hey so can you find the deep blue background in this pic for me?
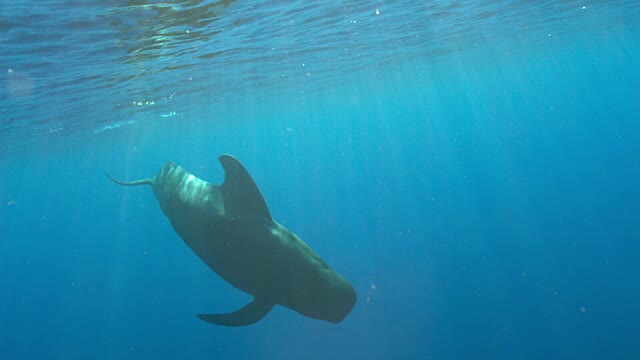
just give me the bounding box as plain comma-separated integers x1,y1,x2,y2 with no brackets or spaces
1,6,640,360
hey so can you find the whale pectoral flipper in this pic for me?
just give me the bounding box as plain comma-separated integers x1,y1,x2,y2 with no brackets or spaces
196,298,274,327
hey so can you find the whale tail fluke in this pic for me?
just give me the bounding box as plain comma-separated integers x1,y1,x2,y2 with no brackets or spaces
106,173,153,186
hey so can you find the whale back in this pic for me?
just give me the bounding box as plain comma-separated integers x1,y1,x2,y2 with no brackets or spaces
151,161,224,224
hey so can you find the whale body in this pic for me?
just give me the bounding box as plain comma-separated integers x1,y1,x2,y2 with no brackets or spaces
108,154,356,326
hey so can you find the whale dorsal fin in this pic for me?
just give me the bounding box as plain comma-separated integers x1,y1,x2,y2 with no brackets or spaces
218,154,272,221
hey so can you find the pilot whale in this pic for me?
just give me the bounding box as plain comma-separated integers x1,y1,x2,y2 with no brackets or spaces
108,154,356,326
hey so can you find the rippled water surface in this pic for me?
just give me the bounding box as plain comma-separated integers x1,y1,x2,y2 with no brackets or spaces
1,0,638,154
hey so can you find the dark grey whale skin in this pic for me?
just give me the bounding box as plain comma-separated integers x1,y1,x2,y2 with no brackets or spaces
108,154,356,326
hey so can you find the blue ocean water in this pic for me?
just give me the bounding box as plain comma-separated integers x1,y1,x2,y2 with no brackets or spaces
1,0,640,359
